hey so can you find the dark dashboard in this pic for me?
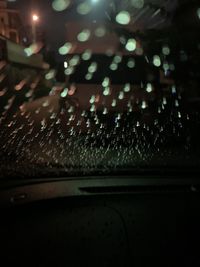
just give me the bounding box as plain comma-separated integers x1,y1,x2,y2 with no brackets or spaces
1,177,200,267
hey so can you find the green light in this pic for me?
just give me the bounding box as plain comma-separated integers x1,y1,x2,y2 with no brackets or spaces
103,107,108,115
77,2,92,15
141,100,147,109
127,58,135,68
102,77,110,87
123,83,131,92
112,99,117,107
24,47,33,57
85,73,93,80
162,45,170,55
125,39,136,52
69,55,80,66
146,83,153,93
90,104,96,112
82,49,92,60
90,95,96,104
153,55,161,67
131,0,144,9
197,8,200,19
64,67,74,75
103,87,110,96
77,29,91,42
61,88,68,97
110,63,118,71
113,55,122,63
116,11,131,25
58,43,72,55
118,91,124,100
88,62,97,73
52,0,70,12
95,27,106,37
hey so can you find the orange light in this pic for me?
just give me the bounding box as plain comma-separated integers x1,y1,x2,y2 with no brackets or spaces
32,14,39,22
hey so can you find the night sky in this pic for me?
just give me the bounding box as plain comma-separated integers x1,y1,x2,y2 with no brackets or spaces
7,0,179,59
8,0,110,55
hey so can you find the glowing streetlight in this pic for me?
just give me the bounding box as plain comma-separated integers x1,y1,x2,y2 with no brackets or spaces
31,14,39,43
32,14,39,22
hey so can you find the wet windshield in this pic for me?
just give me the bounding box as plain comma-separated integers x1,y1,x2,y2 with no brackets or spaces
0,0,200,178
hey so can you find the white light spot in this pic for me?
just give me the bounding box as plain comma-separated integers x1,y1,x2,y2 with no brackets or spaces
146,83,153,93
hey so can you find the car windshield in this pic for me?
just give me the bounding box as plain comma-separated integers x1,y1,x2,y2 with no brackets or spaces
0,0,200,178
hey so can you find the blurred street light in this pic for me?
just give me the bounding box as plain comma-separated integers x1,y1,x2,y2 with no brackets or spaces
32,14,39,43
32,14,39,22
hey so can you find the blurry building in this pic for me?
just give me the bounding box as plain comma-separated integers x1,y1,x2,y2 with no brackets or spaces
0,0,27,45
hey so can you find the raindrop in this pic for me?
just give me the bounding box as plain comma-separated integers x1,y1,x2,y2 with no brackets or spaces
103,87,111,96
95,27,106,37
131,0,144,9
85,73,93,80
103,107,108,115
127,58,135,68
112,99,117,107
146,83,153,93
125,39,136,52
162,97,167,105
163,62,170,72
45,70,56,80
82,49,92,60
102,77,110,87
77,2,92,15
175,100,179,107
65,67,74,75
123,83,131,92
172,85,176,94
90,95,96,104
141,100,147,109
88,62,98,73
118,91,124,100
90,104,96,112
116,11,131,25
162,45,170,56
58,43,72,55
197,8,200,20
119,36,126,45
52,0,70,12
61,88,68,97
153,55,161,67
110,63,118,71
77,29,91,42
69,55,80,66
113,55,122,63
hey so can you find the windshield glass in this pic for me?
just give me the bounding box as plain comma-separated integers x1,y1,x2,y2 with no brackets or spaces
0,0,200,178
